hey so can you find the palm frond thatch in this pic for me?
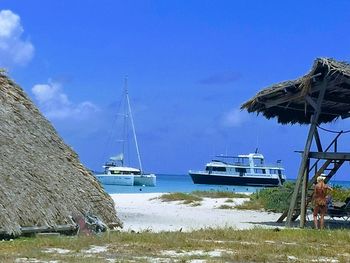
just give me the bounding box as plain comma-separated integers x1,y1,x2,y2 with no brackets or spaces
0,74,121,236
241,58,350,124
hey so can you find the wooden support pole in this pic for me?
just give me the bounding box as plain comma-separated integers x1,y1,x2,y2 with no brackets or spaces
286,78,328,226
277,211,288,223
335,137,338,152
305,95,318,110
300,159,310,228
314,128,323,152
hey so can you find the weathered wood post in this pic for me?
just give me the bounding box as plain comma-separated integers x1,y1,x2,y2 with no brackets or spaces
286,78,328,226
300,159,310,227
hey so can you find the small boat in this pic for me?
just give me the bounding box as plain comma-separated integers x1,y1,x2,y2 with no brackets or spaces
189,153,286,187
94,79,156,186
95,156,135,186
95,156,156,186
94,167,135,186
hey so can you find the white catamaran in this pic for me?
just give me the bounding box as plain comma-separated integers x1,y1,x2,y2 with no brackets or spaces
94,79,156,186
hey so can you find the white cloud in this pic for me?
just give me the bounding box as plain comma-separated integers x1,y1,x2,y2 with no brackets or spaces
32,81,99,120
221,108,247,127
0,10,34,67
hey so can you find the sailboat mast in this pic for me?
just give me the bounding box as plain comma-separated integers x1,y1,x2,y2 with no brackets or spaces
125,78,143,173
121,88,128,167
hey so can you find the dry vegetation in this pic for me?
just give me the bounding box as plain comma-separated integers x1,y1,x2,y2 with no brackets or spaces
157,191,249,206
1,228,350,262
157,192,203,204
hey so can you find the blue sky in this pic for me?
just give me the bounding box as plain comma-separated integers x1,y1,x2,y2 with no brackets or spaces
2,1,350,180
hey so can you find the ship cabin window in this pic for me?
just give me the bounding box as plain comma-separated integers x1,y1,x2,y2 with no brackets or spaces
235,157,249,165
254,168,266,174
122,171,141,175
110,170,121,174
212,166,226,172
235,168,246,176
206,166,213,174
253,158,264,166
206,166,226,172
270,169,277,174
278,170,282,175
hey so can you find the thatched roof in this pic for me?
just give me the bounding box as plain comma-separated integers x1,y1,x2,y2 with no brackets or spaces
241,58,350,124
0,73,122,236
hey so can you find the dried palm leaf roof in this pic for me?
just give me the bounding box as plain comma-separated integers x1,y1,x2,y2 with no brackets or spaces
0,72,122,236
241,58,350,124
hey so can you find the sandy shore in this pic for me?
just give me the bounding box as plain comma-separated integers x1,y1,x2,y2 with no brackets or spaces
111,193,284,232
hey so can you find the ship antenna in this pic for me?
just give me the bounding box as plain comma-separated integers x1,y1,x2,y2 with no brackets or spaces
255,131,259,153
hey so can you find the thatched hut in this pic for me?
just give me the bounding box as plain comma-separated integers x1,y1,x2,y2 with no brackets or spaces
0,72,122,236
241,57,350,227
241,58,350,124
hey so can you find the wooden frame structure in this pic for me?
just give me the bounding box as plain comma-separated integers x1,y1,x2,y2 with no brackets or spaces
241,58,350,227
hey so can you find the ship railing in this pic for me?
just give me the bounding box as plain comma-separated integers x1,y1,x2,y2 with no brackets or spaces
189,170,226,174
252,163,284,168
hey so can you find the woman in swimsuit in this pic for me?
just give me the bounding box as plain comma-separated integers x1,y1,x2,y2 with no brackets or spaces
313,175,332,229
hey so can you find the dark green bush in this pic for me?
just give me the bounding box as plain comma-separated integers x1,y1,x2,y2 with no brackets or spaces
251,182,295,212
248,182,350,212
330,185,350,202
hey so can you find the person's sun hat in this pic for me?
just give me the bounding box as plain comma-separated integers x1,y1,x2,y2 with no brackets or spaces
317,174,326,182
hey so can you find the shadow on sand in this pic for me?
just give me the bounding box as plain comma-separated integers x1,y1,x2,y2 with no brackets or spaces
248,215,350,230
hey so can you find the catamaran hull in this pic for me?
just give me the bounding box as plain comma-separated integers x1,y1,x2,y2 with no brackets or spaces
94,174,134,186
189,172,284,187
134,174,156,187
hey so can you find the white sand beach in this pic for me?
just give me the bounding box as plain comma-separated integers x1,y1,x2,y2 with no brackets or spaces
111,193,284,232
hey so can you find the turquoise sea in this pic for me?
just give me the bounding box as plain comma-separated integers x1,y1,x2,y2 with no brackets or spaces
102,174,350,194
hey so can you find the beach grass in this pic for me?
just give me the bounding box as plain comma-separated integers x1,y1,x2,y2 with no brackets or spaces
1,228,350,262
236,198,265,210
157,192,203,204
158,191,249,206
191,190,249,198
217,204,234,209
158,186,350,212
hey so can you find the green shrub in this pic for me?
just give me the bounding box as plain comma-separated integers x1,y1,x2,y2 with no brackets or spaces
257,182,295,212
330,185,350,202
242,182,295,212
238,182,350,212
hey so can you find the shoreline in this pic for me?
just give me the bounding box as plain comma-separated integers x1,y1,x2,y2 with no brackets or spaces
111,193,283,232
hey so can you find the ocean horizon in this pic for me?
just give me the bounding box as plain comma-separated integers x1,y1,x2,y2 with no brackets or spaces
102,173,350,194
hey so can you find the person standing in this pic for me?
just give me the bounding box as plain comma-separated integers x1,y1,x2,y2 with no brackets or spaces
313,175,332,229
